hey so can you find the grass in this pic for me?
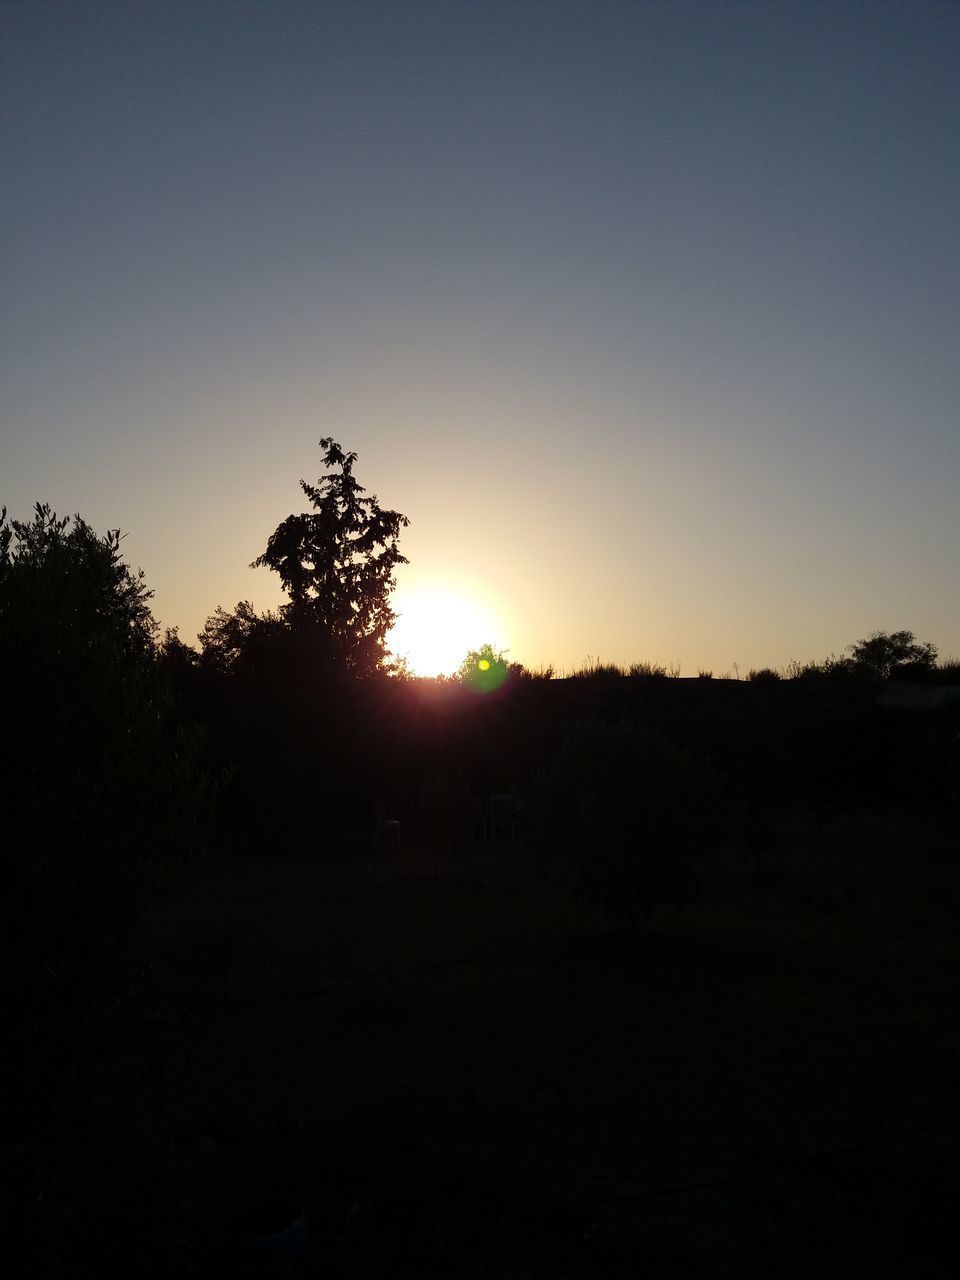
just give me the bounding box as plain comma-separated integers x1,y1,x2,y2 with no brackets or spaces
19,807,960,1277
568,657,626,678
566,659,684,679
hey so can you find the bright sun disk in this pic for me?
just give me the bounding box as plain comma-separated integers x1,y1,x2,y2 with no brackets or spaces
388,590,499,677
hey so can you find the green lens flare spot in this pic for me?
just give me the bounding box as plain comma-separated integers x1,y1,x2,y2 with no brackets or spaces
462,646,510,694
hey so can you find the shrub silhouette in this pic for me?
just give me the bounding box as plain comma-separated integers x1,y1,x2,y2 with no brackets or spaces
456,643,512,695
523,719,728,926
848,629,938,681
197,600,290,676
747,667,781,683
570,657,626,679
0,508,215,928
0,504,216,1088
628,660,668,679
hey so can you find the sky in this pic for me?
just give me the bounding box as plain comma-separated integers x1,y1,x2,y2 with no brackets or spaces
3,0,959,675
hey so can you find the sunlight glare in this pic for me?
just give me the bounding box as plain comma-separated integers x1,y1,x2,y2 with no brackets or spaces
388,590,499,676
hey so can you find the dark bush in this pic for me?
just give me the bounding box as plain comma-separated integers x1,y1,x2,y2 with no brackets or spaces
747,667,781,683
849,629,937,681
628,661,668,679
0,505,217,1015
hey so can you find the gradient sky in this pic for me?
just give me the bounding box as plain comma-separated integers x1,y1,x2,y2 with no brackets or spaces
3,0,959,674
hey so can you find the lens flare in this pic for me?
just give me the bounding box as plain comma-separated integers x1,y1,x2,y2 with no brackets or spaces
462,648,510,694
388,589,502,677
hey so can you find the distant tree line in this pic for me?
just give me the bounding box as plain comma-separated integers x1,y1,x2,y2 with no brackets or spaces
558,631,953,684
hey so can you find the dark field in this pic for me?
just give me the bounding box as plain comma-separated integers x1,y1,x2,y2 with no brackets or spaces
22,804,960,1277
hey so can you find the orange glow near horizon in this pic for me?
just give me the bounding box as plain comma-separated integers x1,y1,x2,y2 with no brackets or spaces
388,589,503,677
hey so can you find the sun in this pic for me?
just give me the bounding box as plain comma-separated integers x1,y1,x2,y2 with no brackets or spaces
388,589,500,677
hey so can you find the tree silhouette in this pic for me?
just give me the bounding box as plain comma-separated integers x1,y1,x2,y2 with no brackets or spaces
0,504,212,993
0,501,157,660
456,643,511,694
197,600,289,675
252,439,409,679
848,629,938,680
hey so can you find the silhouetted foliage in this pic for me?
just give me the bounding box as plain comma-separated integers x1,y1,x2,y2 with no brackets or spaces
0,504,216,1011
506,660,554,682
848,629,938,681
194,600,336,844
456,642,512,694
570,657,626,679
197,600,290,676
784,659,821,679
158,625,199,676
190,442,410,843
628,660,668,679
252,438,409,679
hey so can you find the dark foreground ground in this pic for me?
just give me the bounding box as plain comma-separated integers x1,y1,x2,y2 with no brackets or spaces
18,805,960,1277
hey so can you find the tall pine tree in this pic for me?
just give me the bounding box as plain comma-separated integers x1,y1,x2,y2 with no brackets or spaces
252,439,409,679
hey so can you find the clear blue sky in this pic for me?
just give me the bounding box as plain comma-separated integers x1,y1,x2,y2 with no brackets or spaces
3,0,958,674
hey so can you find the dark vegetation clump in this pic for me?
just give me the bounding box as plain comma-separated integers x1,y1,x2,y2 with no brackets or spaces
570,657,627,679
0,502,225,1224
0,506,219,1007
628,660,668,679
